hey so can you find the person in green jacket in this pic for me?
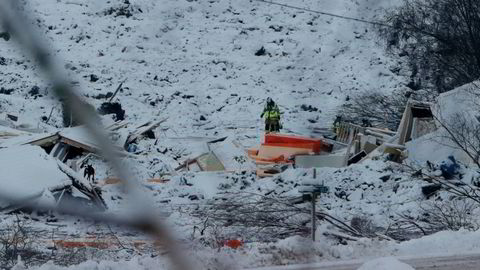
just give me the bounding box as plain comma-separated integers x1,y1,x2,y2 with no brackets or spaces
333,115,342,134
261,98,281,132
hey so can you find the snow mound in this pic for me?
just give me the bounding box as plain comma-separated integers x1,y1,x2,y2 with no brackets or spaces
357,257,414,270
396,229,480,257
0,145,69,207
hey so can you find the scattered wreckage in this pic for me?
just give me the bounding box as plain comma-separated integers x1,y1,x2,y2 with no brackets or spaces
0,114,256,211
0,124,114,211
0,145,105,212
246,100,437,177
0,98,440,203
0,118,169,212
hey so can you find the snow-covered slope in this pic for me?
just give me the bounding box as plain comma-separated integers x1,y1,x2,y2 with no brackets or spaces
0,0,405,135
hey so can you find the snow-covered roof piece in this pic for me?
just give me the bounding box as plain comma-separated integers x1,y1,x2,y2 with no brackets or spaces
0,124,128,166
59,126,103,152
210,137,256,171
406,81,480,164
0,130,56,148
435,81,480,123
0,145,70,209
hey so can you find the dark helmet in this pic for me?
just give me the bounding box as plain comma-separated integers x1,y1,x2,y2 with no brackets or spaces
266,97,274,106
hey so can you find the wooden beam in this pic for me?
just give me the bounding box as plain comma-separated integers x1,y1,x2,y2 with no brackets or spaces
60,137,97,153
27,134,60,147
108,78,127,102
126,118,167,144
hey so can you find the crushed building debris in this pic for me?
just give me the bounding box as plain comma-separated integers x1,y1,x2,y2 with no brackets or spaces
246,99,436,174
0,145,105,211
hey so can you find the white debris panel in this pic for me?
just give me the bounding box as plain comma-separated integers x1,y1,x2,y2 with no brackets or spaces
0,145,70,208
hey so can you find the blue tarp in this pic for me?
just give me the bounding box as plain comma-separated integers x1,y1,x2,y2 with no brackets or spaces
439,155,460,179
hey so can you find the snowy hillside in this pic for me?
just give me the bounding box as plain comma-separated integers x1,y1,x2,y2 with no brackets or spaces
0,0,405,135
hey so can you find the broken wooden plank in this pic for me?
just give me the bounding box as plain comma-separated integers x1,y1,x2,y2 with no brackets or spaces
27,133,60,147
46,107,55,124
366,127,396,136
256,168,281,178
105,120,129,131
365,129,393,141
383,143,407,150
126,118,167,144
108,78,127,102
147,178,170,184
174,158,198,171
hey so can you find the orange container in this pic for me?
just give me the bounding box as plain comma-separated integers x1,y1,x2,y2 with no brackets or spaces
264,133,322,144
224,239,243,249
264,134,332,153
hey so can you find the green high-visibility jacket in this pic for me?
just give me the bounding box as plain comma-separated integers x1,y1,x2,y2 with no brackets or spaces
261,104,281,120
263,106,280,121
